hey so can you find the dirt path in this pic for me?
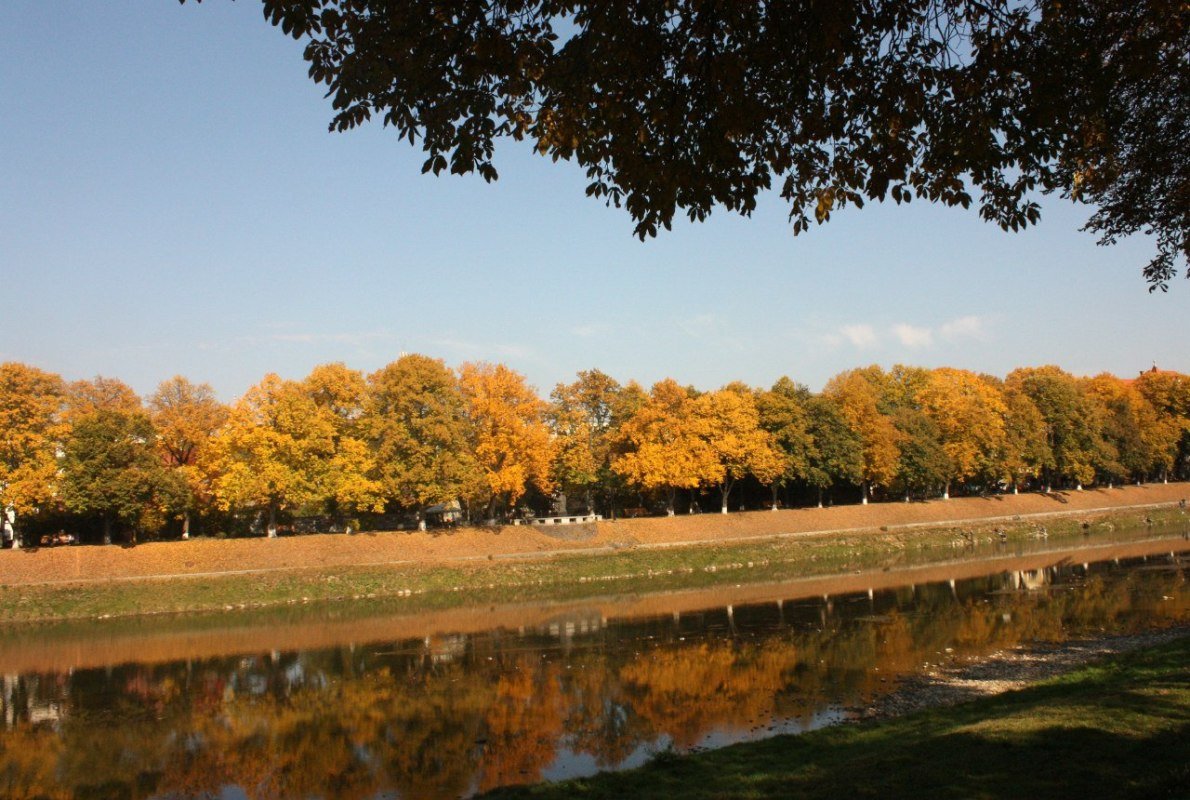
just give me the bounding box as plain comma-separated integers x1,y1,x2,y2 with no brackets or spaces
858,625,1190,721
1,483,1186,587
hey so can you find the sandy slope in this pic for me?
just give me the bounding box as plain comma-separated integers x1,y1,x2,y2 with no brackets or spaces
0,482,1186,587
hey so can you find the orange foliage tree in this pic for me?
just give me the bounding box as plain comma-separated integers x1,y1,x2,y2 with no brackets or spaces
458,362,554,519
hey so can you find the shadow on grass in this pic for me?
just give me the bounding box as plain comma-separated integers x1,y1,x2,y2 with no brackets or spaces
482,639,1190,800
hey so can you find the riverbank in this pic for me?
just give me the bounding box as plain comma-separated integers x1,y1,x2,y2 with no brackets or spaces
481,633,1190,799
0,484,1186,623
3,533,1184,672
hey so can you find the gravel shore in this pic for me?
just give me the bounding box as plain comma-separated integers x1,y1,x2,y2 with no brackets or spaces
858,624,1190,721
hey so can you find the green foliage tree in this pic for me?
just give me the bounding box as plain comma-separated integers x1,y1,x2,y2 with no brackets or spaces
803,395,864,508
1006,366,1104,490
365,354,481,528
59,409,187,544
203,0,1189,287
890,408,952,501
757,378,815,509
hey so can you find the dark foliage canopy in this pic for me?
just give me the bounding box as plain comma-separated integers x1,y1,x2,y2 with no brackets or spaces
192,0,1188,288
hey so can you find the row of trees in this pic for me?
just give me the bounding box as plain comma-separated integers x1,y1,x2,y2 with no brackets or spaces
1,359,1188,545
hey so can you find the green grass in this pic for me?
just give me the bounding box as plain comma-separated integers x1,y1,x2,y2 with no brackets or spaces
480,637,1190,800
0,507,1184,625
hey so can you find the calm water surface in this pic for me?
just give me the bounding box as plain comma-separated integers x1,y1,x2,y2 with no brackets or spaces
1,535,1186,799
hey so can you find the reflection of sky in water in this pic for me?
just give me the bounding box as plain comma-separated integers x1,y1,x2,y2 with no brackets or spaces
0,541,1186,800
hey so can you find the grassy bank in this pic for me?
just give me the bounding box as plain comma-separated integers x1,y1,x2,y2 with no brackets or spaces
0,505,1185,624
481,636,1190,800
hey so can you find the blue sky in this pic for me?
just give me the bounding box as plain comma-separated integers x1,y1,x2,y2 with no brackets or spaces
1,1,1185,401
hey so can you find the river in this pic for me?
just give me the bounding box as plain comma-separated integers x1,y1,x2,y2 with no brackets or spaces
1,530,1186,799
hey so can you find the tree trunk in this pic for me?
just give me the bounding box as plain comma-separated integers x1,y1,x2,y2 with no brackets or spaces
770,484,779,511
182,510,191,540
7,509,18,550
267,504,278,538
1013,484,1019,495
720,480,732,514
943,480,950,500
861,481,869,505
817,486,823,509
103,516,112,546
417,509,427,532
666,488,675,517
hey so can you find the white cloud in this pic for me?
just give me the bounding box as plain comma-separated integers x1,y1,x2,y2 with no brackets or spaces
267,330,394,346
939,315,990,342
570,323,610,338
892,323,934,348
839,324,878,348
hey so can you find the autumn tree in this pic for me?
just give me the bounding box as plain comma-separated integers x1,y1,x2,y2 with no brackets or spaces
0,363,66,549
549,369,626,515
1134,369,1190,481
211,374,337,536
999,388,1054,493
218,0,1189,287
613,380,715,516
824,368,900,503
756,378,816,510
365,354,480,529
60,376,170,544
60,408,187,544
148,376,228,539
1085,374,1177,484
458,362,553,519
802,395,864,508
697,384,784,514
890,408,952,501
1006,366,1104,490
64,376,141,421
302,363,383,519
917,368,1008,498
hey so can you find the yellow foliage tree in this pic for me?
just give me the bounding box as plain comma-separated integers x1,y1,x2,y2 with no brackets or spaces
697,384,785,513
548,369,627,515
0,363,67,549
302,363,383,518
613,379,719,515
149,376,228,539
1085,373,1179,484
917,368,1007,498
64,376,141,422
823,368,900,503
458,362,554,518
211,374,337,536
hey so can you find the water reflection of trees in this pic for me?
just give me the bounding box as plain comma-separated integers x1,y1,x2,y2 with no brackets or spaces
0,561,1184,799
